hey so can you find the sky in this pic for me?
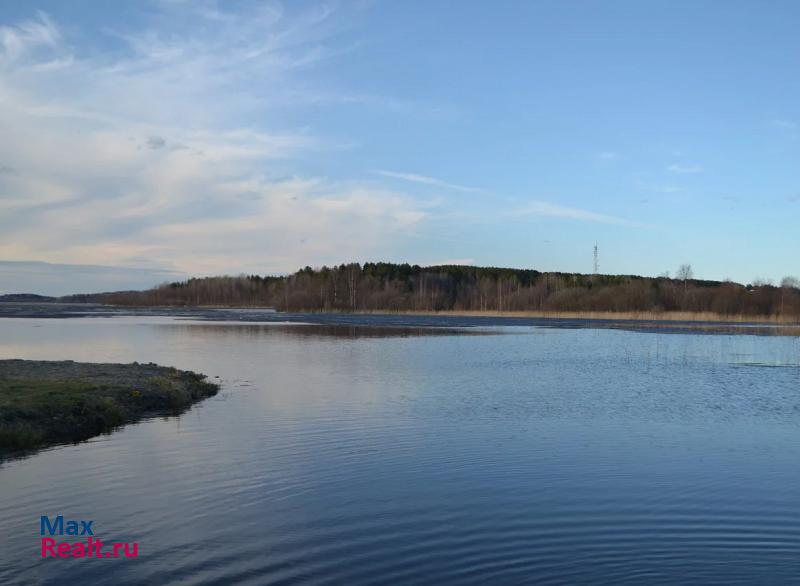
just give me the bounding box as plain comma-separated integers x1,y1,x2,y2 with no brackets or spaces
0,0,799,295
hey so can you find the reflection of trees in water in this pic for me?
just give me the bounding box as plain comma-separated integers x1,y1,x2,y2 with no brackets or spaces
166,321,800,340
165,323,496,340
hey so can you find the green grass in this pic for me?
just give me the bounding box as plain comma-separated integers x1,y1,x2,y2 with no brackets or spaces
0,370,218,454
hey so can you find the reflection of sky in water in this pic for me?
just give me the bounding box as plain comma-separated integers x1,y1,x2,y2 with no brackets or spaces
1,316,800,585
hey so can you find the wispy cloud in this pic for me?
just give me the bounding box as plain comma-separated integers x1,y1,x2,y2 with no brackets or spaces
592,151,622,162
667,164,703,174
514,200,645,227
145,135,167,150
0,10,61,64
374,170,483,193
768,119,799,140
0,5,433,277
636,180,684,194
769,119,797,130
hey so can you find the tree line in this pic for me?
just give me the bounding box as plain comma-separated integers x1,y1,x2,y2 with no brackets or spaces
102,262,800,318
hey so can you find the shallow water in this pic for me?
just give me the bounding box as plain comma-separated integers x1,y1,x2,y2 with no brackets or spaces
1,315,799,585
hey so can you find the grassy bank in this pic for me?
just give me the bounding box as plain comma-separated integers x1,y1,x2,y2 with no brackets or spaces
329,309,800,324
90,305,800,324
0,360,219,456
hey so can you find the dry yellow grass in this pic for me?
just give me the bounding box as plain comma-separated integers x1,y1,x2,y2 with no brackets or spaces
349,309,800,324
117,304,800,325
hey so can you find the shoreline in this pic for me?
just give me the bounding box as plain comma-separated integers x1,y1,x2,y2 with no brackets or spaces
99,306,800,325
343,309,800,324
0,360,219,459
2,301,800,326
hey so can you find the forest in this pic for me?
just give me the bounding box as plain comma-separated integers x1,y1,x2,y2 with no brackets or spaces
103,262,800,319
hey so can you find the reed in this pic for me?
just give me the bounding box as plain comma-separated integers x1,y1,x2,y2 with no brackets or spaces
349,309,800,324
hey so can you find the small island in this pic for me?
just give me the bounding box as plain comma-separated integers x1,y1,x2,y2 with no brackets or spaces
0,359,219,457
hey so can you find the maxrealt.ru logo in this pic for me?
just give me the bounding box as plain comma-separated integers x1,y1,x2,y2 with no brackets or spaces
40,515,139,558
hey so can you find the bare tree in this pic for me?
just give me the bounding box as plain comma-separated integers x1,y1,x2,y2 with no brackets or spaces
99,262,800,319
780,276,799,289
676,264,693,291
780,276,799,315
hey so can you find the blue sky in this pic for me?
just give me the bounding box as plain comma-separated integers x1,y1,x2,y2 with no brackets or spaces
0,0,798,294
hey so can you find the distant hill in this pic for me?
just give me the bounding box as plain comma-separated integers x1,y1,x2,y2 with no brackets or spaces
58,292,129,303
0,291,133,304
0,293,57,302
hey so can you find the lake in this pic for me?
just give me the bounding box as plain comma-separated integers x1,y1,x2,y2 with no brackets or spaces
1,311,799,585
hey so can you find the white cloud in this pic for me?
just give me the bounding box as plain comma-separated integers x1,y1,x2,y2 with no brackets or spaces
374,170,482,193
768,119,799,140
0,5,648,290
0,6,431,278
667,164,703,174
514,200,645,227
0,11,61,64
769,119,796,130
592,151,622,162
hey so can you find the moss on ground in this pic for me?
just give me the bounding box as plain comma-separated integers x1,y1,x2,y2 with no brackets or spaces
0,360,219,456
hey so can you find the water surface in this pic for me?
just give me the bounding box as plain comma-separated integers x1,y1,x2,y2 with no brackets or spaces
1,315,799,585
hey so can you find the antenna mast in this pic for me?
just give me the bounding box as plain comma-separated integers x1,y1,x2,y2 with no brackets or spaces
593,243,599,276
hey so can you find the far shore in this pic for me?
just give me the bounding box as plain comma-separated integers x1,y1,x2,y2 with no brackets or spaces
93,306,800,325
3,300,800,325
348,309,800,324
